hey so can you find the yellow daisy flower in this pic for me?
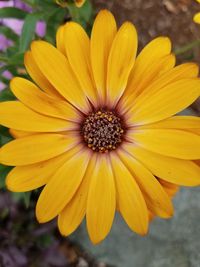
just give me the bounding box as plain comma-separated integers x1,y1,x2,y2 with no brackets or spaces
194,0,200,23
0,10,200,244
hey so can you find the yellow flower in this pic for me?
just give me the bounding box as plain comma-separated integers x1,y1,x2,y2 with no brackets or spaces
194,0,200,23
56,0,85,8
0,10,200,244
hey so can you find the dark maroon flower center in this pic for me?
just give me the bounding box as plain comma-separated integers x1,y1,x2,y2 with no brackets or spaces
81,110,124,153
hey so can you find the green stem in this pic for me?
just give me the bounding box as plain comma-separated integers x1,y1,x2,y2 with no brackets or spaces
174,39,200,55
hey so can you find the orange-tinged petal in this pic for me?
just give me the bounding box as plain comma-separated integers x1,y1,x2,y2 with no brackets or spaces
86,155,116,244
127,79,200,126
0,101,76,132
148,211,155,222
130,129,200,160
58,153,97,236
24,51,62,99
91,10,117,103
10,77,80,122
56,25,66,56
31,41,89,112
195,160,200,166
6,144,81,192
124,143,200,186
64,22,97,105
36,149,91,223
110,153,148,235
159,179,179,198
107,22,138,107
0,133,76,166
118,149,174,218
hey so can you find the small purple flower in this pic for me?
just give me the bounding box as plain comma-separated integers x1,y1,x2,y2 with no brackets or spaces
0,34,12,51
0,69,13,92
36,21,46,38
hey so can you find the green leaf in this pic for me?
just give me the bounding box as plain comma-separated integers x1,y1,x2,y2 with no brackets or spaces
0,126,13,147
0,164,12,189
0,89,15,102
23,192,32,208
45,8,66,44
68,0,93,30
0,7,27,19
8,52,24,66
19,13,38,52
0,52,24,67
0,26,18,41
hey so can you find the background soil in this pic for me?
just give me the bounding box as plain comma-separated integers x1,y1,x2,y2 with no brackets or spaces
93,0,200,61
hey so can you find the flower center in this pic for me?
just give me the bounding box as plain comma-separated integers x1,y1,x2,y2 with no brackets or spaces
82,110,124,153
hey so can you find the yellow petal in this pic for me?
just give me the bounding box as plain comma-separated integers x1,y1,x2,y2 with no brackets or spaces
138,116,200,130
158,54,176,76
120,54,176,112
130,129,200,160
24,51,62,99
124,63,199,115
0,133,76,166
125,37,172,95
124,144,200,186
36,149,91,223
91,10,117,103
0,101,75,132
124,53,175,105
118,149,174,218
194,12,200,24
58,153,97,236
110,153,148,235
107,22,138,107
56,25,66,56
86,155,116,244
10,77,79,122
159,179,179,198
127,79,200,126
31,41,89,112
9,129,36,138
6,143,81,192
64,22,97,106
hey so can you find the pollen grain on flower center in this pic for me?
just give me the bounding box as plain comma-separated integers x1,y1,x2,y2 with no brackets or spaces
81,110,124,153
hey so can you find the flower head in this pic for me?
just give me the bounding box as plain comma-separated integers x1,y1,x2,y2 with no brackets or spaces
0,10,200,244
